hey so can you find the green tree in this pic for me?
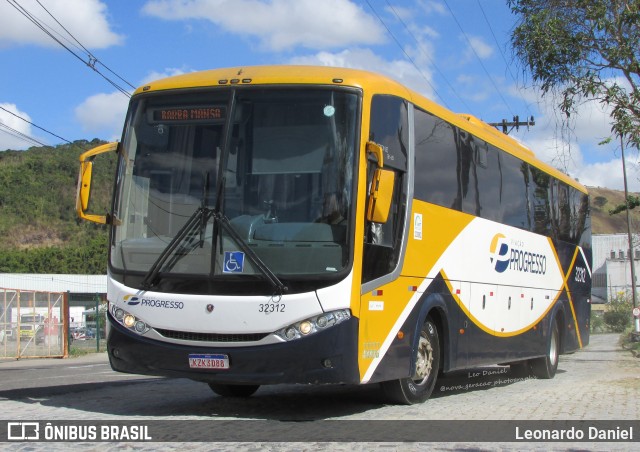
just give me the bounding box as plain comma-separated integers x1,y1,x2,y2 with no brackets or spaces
609,195,640,215
509,0,640,149
510,1,640,331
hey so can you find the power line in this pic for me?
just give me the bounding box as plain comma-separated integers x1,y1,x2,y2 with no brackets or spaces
5,0,133,97
0,122,47,147
364,0,449,108
383,0,473,112
475,0,534,119
442,0,515,117
0,106,71,144
33,0,135,91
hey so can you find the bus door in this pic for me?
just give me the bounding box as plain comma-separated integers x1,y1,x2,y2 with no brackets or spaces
359,95,410,381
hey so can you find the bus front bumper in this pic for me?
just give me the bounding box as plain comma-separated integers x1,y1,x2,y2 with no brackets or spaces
106,314,360,385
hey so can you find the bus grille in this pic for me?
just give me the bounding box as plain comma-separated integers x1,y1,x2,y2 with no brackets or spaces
155,328,269,343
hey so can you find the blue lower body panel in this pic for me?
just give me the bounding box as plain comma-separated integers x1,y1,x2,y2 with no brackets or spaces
107,314,360,385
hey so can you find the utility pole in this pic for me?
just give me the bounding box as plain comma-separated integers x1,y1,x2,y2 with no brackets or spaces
488,115,535,135
620,136,640,333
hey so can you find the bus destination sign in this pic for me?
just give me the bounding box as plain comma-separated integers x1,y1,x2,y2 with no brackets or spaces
151,105,226,123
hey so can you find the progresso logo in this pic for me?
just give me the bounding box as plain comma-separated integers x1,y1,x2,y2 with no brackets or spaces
123,295,140,305
489,233,547,275
122,295,184,309
489,233,510,273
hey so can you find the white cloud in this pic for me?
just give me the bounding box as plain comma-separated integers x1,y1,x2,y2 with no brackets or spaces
384,4,413,22
140,67,190,85
0,0,123,49
289,48,435,100
511,88,640,191
417,0,447,16
142,0,385,51
465,35,493,60
456,74,491,102
575,158,640,192
0,103,40,150
74,92,129,140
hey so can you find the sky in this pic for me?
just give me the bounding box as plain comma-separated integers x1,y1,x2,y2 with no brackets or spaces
0,0,637,191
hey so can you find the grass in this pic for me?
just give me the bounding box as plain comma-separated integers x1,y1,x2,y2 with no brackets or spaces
68,346,95,357
620,328,640,357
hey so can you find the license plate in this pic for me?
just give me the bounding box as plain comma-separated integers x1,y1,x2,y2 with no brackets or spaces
188,354,229,370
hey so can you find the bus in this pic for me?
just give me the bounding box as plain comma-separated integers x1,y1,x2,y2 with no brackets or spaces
76,65,591,404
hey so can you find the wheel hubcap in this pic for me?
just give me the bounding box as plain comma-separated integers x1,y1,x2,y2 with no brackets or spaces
413,332,433,385
549,328,558,366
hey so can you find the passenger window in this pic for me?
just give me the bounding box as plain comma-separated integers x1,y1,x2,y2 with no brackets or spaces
414,108,458,209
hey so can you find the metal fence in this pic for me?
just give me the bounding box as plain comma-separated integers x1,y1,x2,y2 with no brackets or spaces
69,296,108,353
0,288,69,359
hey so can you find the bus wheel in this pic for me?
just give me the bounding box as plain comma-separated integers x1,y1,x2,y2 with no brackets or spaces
530,320,560,379
208,383,260,397
381,317,440,405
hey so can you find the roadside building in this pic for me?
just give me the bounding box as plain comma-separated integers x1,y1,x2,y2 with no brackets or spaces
592,234,640,303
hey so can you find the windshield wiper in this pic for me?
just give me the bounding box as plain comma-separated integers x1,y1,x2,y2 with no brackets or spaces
139,206,288,294
140,171,213,290
139,206,212,290
211,210,288,295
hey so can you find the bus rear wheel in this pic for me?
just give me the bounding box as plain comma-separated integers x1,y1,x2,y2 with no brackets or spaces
381,317,440,405
208,383,260,397
529,319,560,379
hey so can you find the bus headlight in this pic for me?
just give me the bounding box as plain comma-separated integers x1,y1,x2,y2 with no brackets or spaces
123,314,135,328
110,304,150,335
275,309,351,341
299,321,312,335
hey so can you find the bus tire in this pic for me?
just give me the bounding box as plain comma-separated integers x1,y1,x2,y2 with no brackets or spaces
381,317,440,405
208,383,260,397
529,319,560,379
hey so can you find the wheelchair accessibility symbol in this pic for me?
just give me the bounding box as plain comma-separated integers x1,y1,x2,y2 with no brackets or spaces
223,251,245,273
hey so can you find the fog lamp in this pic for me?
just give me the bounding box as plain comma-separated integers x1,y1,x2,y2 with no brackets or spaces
134,320,147,333
285,327,297,340
316,315,328,328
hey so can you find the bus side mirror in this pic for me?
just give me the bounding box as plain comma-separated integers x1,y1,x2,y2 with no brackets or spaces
76,142,118,224
366,141,384,168
366,167,395,223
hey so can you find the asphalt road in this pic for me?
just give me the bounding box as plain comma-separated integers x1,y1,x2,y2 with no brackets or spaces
0,333,638,450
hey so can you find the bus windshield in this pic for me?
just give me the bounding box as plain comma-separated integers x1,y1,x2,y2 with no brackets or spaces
111,88,358,291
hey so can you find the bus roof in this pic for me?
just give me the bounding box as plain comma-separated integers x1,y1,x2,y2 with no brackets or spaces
135,65,587,194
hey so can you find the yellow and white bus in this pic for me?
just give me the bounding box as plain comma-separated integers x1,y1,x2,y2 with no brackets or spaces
77,66,591,404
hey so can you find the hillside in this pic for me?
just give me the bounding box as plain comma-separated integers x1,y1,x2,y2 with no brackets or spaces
0,143,635,274
588,186,640,234
0,140,116,274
